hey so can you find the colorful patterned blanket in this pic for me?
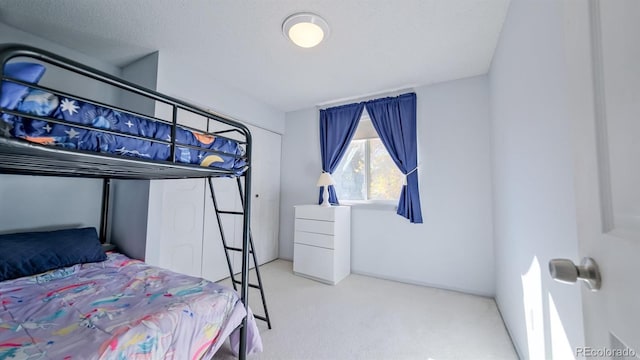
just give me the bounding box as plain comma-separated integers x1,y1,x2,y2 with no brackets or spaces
0,252,262,359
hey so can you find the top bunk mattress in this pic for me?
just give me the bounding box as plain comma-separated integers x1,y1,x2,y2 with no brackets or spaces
0,56,250,178
1,87,247,175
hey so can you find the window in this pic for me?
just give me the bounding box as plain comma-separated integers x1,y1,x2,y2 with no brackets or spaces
333,112,403,201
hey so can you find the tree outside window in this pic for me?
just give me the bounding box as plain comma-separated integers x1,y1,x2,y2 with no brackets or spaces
333,114,402,201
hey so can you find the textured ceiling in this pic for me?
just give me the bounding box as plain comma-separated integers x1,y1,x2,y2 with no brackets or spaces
0,0,510,112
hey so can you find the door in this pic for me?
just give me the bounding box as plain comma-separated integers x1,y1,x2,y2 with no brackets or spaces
227,125,281,269
202,123,281,279
247,124,281,265
566,0,640,355
147,110,207,278
148,179,204,278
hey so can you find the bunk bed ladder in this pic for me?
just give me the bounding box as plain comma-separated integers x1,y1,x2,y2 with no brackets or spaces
207,176,273,330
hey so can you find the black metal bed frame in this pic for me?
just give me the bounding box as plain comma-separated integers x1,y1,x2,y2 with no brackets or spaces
0,44,253,359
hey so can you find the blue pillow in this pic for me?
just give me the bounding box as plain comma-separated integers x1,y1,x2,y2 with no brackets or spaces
0,227,107,282
1,62,47,111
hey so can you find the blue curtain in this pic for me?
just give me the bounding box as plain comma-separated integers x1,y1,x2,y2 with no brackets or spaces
319,102,365,205
365,93,423,223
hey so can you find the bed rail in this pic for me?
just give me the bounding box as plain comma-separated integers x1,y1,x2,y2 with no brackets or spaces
0,43,252,180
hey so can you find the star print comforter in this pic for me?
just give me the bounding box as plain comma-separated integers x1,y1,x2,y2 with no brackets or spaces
0,252,263,359
0,88,247,174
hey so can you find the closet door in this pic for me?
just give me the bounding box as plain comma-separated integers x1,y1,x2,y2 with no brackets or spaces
201,123,282,279
247,125,281,265
147,179,204,278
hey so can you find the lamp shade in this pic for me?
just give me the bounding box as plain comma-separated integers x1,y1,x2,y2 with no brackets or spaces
316,172,335,187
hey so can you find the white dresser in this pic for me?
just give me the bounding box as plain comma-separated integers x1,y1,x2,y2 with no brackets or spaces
293,205,351,285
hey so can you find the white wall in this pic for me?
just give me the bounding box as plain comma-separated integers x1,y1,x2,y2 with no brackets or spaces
489,0,585,358
279,107,320,258
154,53,285,134
0,21,122,234
279,75,495,296
0,22,121,105
118,51,159,117
0,175,103,234
109,180,151,260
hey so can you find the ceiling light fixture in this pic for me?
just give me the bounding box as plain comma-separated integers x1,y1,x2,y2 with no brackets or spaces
282,12,330,48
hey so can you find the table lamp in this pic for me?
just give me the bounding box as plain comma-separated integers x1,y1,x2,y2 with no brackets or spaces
316,172,335,207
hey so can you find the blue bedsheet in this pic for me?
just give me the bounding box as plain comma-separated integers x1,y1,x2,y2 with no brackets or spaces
1,88,247,174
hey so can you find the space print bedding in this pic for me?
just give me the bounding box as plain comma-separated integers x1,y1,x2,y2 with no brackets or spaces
0,252,262,359
0,62,247,174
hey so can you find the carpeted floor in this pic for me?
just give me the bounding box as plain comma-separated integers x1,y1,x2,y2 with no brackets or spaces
213,260,517,360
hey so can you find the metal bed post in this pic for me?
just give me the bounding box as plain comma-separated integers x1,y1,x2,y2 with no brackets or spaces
170,106,178,162
100,178,111,243
238,128,252,360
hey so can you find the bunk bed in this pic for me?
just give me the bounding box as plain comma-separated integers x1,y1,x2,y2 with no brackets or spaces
0,44,260,359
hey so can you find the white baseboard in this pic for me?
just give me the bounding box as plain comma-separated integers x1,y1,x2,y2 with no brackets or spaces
351,269,495,298
277,257,496,297
494,297,524,360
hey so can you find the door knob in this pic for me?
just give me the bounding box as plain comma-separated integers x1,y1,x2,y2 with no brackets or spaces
549,257,601,291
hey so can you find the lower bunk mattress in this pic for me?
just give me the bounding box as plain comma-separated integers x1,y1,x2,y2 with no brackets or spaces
0,252,262,359
0,87,247,174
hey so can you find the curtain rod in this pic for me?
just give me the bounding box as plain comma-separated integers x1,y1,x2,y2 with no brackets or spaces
315,86,416,110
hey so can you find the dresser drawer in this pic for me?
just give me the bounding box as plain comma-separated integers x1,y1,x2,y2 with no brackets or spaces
294,230,334,249
292,204,351,285
295,218,335,235
295,205,335,221
293,243,334,282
